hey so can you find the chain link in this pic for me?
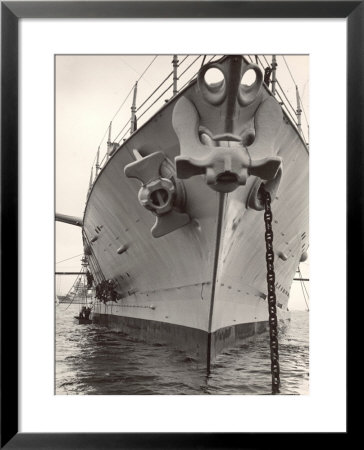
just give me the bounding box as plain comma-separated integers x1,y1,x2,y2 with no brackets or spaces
262,187,280,394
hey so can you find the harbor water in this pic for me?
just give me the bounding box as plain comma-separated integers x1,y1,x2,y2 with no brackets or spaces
56,304,309,395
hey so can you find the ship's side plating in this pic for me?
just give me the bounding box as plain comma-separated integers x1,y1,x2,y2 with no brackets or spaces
82,56,309,363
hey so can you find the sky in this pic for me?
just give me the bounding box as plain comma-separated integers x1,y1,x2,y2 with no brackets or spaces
56,54,309,310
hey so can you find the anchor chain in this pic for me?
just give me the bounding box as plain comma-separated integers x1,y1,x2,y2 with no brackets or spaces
262,187,280,394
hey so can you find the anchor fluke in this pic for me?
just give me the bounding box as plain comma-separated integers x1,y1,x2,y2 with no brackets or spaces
172,96,283,193
249,157,282,180
151,209,190,238
125,152,165,185
124,152,190,238
175,149,250,193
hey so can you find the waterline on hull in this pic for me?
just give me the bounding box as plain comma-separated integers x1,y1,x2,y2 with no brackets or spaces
92,312,268,364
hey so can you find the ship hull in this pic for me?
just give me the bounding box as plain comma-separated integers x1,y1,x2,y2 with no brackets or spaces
92,312,268,362
82,56,308,364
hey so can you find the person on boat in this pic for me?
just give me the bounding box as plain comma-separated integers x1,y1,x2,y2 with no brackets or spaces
84,307,91,320
79,306,86,319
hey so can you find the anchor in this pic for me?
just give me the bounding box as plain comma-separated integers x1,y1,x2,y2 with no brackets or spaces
124,152,190,238
172,56,283,194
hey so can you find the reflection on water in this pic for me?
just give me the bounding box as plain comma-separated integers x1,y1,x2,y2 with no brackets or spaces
56,304,309,395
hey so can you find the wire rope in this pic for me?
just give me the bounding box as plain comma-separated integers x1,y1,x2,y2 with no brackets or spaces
56,254,83,265
297,266,310,311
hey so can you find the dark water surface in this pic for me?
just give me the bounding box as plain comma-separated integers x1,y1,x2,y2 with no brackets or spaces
56,304,309,395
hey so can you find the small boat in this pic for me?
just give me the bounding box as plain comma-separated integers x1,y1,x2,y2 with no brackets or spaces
56,258,95,325
74,316,92,325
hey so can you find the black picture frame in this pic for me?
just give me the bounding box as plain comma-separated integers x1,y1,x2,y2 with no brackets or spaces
1,1,357,447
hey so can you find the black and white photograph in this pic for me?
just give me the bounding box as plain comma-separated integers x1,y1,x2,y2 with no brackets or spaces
55,54,309,395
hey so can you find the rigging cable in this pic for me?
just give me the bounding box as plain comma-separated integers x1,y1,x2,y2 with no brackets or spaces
257,55,309,143
110,85,136,123
245,56,297,122
296,88,310,134
136,82,174,122
97,56,158,149
275,89,300,128
113,118,134,143
135,56,203,124
64,268,85,311
276,79,298,118
115,57,191,142
96,85,135,151
178,55,216,92
262,54,270,67
56,254,83,265
137,54,216,124
136,70,174,113
178,55,202,79
281,55,309,133
179,55,189,66
134,56,191,116
136,55,158,83
118,127,132,144
297,266,310,311
258,54,297,117
298,265,310,300
282,55,297,86
115,56,202,144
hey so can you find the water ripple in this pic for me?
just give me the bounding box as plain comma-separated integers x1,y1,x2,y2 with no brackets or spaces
56,305,309,395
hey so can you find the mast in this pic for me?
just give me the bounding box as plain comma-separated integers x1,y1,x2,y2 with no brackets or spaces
271,55,277,95
130,81,138,134
95,146,100,176
106,121,113,159
172,55,179,96
88,166,94,194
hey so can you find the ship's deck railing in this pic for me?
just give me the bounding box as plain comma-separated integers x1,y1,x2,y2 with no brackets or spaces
88,54,309,194
111,55,213,147
90,55,215,182
247,55,309,147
